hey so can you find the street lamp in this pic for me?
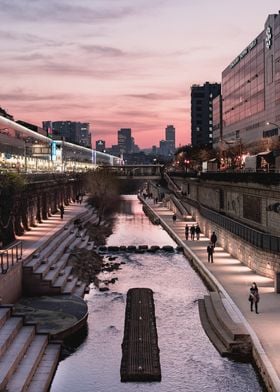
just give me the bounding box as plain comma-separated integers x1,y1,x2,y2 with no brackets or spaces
266,121,280,134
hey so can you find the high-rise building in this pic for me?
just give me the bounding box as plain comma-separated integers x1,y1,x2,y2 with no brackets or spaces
42,121,92,148
191,82,221,147
118,128,132,154
165,125,176,153
213,12,280,150
96,140,106,152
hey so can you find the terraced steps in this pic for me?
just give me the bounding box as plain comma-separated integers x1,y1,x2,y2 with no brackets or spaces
198,292,251,360
0,307,60,391
23,210,93,298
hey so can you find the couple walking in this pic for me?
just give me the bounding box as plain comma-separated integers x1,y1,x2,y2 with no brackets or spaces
207,231,217,263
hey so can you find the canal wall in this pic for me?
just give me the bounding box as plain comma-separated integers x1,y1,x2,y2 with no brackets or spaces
0,262,22,304
173,175,280,237
166,197,279,280
140,196,280,392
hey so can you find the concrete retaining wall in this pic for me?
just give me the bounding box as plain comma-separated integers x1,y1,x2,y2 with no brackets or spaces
166,198,279,280
0,263,22,304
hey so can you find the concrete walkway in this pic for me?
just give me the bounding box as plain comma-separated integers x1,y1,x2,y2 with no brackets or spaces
18,202,87,261
147,199,280,389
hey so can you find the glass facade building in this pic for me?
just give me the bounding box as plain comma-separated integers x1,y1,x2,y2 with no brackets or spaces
214,12,280,148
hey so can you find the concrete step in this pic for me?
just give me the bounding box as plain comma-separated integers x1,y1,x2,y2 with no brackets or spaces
0,307,12,329
25,228,72,270
0,317,23,357
27,344,61,392
204,295,234,350
198,299,228,357
68,236,83,251
209,292,249,342
0,326,35,389
34,232,76,277
77,235,90,249
43,253,70,284
52,266,73,290
62,275,79,294
73,281,87,297
5,334,48,392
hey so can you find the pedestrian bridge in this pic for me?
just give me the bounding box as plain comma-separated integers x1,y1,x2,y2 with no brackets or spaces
104,164,163,179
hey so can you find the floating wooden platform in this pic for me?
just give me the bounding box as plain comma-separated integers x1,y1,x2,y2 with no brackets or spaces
120,288,161,382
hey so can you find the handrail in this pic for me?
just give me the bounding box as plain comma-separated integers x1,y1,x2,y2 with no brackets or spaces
181,196,280,253
0,241,23,273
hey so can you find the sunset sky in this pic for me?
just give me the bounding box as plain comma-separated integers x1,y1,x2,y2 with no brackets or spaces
0,0,279,148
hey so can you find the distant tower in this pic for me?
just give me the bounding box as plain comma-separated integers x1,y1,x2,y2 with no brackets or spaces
165,125,175,154
191,82,221,148
118,128,132,154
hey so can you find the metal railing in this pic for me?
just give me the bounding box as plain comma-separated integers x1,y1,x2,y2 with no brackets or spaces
0,241,23,274
200,206,280,253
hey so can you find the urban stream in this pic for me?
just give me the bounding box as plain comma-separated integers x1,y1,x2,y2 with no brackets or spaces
51,196,264,392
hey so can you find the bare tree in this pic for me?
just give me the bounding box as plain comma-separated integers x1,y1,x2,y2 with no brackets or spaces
86,169,121,225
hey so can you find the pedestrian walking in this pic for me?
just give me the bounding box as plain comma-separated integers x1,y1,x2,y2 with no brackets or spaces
172,213,177,223
195,225,201,240
59,204,64,220
249,282,260,314
210,231,217,248
207,242,214,263
185,224,189,240
190,224,196,240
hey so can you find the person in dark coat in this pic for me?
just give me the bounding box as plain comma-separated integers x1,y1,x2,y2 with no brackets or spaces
185,224,189,240
172,213,177,223
207,242,214,263
195,225,201,240
59,204,64,220
190,225,196,240
249,282,260,314
210,231,217,248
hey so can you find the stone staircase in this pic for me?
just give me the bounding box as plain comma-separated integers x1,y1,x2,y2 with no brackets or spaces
0,306,60,392
198,291,252,360
23,210,94,298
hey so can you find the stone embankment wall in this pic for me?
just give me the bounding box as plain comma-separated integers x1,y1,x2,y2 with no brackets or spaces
174,176,280,237
0,263,22,303
166,197,278,280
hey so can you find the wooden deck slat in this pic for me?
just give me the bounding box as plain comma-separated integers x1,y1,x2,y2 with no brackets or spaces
120,288,161,382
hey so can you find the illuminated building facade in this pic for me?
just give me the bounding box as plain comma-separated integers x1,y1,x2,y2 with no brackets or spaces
213,12,280,148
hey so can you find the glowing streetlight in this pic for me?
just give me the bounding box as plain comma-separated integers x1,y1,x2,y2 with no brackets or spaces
266,121,280,132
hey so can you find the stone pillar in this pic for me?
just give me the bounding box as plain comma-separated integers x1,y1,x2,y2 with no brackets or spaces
36,194,42,223
42,192,48,220
274,272,280,293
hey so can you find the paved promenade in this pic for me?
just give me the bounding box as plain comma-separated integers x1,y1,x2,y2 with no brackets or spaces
146,199,280,390
18,202,87,261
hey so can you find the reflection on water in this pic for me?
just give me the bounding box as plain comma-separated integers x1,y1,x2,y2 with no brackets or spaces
51,196,264,392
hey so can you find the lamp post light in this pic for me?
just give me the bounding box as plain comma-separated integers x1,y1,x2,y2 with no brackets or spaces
266,121,280,134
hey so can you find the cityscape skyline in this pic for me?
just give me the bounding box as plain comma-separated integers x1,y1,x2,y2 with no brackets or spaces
0,1,279,148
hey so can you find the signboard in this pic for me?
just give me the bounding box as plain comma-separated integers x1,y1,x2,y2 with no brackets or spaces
51,141,57,161
230,39,258,68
